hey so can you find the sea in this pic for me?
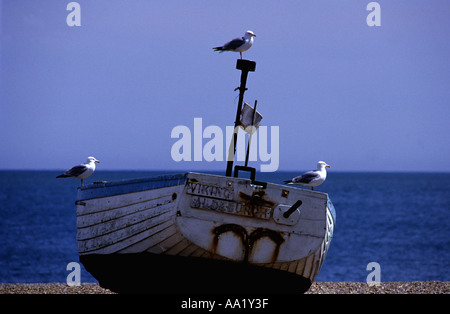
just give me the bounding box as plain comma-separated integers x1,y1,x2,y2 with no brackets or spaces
0,170,449,283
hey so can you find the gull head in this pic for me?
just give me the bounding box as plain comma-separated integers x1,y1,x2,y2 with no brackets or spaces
87,156,100,164
245,30,256,38
317,161,331,170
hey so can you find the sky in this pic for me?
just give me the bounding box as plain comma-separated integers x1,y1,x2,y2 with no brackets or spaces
1,0,449,172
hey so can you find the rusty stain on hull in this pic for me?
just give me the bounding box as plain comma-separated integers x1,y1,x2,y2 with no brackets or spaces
212,223,285,263
248,228,284,263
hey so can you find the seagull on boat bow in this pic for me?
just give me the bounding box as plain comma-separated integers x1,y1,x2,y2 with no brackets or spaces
213,30,256,59
284,161,331,191
56,156,100,187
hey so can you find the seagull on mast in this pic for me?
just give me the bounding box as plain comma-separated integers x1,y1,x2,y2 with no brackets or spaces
56,156,100,187
213,30,256,59
284,161,331,191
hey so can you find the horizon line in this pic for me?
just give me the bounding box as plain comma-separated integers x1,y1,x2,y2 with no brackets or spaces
1,168,449,174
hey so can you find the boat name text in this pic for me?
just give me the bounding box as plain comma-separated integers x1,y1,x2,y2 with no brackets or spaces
190,196,271,220
186,181,234,200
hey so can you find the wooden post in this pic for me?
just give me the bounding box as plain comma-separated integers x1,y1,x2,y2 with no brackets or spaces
226,59,256,177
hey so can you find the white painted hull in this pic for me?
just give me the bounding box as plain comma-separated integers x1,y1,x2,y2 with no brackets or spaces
76,172,335,293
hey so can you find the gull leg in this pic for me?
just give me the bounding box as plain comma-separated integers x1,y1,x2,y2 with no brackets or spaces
240,52,242,59
311,187,314,191
81,178,84,187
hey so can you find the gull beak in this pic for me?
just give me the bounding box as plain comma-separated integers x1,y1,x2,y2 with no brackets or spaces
326,164,331,168
95,160,100,163
252,33,257,37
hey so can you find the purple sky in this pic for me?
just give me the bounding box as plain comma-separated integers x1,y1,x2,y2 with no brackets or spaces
1,0,449,172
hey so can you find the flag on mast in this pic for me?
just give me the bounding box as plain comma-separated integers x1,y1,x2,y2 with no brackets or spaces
240,102,263,134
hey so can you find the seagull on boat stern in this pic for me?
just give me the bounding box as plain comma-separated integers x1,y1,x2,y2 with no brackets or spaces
213,30,256,59
56,156,100,187
284,161,331,191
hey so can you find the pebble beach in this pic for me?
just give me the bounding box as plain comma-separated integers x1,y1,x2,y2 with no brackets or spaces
1,281,448,294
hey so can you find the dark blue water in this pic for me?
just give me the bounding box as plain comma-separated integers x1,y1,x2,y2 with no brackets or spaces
1,170,449,283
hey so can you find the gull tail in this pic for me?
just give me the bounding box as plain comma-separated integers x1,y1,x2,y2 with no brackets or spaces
283,180,293,184
56,174,70,178
213,46,225,52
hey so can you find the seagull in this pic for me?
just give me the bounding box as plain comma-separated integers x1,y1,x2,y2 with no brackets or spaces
56,156,100,187
284,161,331,191
213,30,256,59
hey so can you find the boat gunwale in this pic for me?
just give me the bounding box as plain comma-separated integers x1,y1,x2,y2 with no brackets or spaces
76,173,188,201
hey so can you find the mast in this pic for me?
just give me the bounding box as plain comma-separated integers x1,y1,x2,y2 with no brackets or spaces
226,59,256,177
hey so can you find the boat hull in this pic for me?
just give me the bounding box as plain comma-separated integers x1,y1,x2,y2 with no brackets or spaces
80,252,312,294
76,172,335,293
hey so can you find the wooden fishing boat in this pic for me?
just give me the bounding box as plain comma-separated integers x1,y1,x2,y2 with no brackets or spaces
77,171,335,293
75,59,336,293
